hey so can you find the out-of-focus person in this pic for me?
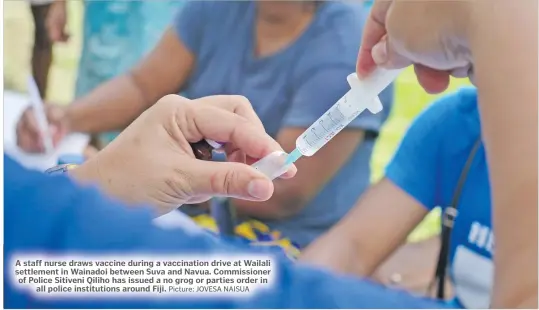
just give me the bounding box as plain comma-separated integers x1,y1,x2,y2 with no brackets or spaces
28,0,55,98
16,1,394,249
356,1,537,308
301,87,494,308
45,0,185,147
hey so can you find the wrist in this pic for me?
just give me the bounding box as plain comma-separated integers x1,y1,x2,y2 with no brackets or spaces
69,157,104,185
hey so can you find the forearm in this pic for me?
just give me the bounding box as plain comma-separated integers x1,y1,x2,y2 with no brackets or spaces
300,227,373,276
67,74,150,134
469,2,538,308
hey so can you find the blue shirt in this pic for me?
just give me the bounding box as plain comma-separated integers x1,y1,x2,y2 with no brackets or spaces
174,1,394,247
4,154,449,309
385,87,492,308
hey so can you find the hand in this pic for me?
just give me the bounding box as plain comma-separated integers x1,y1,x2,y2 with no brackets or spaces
356,0,473,94
372,238,453,298
83,145,99,159
16,104,70,153
71,95,297,215
46,0,69,42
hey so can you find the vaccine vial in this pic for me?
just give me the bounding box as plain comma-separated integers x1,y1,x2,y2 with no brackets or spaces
190,139,224,161
251,151,291,180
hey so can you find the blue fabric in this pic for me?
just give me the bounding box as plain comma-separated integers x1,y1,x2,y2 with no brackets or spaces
75,0,185,143
385,87,492,308
173,1,394,247
4,154,451,309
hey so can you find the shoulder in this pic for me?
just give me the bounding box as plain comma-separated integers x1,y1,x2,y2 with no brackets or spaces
174,1,251,53
413,87,480,149
293,3,363,77
178,1,251,27
306,2,363,55
180,1,243,14
417,87,478,129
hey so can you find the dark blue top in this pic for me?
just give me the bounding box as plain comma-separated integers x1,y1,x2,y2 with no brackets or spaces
385,87,492,308
4,154,449,309
173,1,394,247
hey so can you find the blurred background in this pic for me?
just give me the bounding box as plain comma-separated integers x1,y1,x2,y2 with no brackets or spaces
4,0,471,241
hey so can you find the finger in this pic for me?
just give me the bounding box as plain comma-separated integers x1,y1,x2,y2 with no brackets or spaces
17,130,42,153
371,35,411,69
46,105,65,122
23,108,40,136
414,64,450,94
227,149,246,164
278,165,297,179
19,109,44,151
46,105,67,145
195,95,265,130
187,160,274,201
356,0,393,78
450,65,473,79
51,126,64,147
179,104,283,160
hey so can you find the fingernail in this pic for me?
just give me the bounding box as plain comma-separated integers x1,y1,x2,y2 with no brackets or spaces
281,165,297,178
247,179,272,200
372,41,388,65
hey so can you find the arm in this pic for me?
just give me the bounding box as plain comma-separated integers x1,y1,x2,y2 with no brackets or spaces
47,0,69,43
66,2,209,134
372,235,443,294
4,155,450,309
469,2,538,308
300,178,428,276
301,96,458,276
67,29,193,134
231,67,377,219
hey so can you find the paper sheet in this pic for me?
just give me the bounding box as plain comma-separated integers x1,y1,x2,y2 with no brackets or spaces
4,90,90,171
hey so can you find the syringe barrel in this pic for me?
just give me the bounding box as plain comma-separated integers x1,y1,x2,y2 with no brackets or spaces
295,93,382,157
295,68,401,157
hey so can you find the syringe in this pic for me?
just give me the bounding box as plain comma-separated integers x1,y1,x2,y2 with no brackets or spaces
251,67,402,181
285,68,402,165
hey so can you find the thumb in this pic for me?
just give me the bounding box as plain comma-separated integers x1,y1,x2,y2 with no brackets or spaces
187,160,274,201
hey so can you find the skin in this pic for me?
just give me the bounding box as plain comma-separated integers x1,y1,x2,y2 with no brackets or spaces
46,0,69,43
300,178,450,297
30,3,53,98
17,1,364,220
356,0,538,307
71,95,297,215
301,178,428,277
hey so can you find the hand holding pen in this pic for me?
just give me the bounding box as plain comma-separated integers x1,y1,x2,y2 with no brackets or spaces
16,77,69,153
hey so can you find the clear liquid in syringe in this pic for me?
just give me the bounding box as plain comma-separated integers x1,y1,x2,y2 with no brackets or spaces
298,94,362,156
